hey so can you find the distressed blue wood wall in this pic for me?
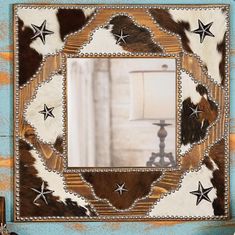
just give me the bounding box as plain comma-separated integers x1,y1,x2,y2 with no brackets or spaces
0,0,234,234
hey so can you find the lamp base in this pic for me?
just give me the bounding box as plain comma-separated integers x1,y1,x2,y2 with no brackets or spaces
146,120,175,167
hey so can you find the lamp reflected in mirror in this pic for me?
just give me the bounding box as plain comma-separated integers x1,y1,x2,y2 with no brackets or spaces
129,65,176,167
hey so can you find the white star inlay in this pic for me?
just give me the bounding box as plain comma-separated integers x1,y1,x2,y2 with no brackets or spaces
114,183,128,195
31,181,54,205
190,105,202,118
114,29,130,44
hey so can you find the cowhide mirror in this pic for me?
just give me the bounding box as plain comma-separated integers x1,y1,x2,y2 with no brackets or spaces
13,4,230,222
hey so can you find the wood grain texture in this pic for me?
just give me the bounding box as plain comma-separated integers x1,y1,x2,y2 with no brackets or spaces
0,0,234,234
0,157,13,168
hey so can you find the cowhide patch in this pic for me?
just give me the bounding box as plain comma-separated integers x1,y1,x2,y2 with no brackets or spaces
17,8,95,86
80,27,127,53
181,71,218,147
57,8,95,41
19,139,96,217
82,171,162,210
24,74,63,144
149,139,225,217
107,15,163,53
81,15,164,54
149,8,228,84
149,164,217,217
202,139,225,215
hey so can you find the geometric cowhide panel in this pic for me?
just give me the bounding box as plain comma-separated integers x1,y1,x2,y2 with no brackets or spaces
14,4,230,221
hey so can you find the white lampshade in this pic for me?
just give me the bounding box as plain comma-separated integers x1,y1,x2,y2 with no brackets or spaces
129,70,175,121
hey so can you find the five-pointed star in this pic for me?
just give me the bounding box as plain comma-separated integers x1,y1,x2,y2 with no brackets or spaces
31,181,54,205
190,181,213,206
39,104,55,120
114,29,130,44
31,20,54,44
115,183,128,195
192,19,215,43
190,106,202,118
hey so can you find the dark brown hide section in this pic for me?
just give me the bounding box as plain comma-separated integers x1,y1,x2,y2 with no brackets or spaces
202,139,225,215
56,9,91,41
82,171,162,210
19,139,95,217
107,15,163,53
18,18,43,86
54,135,63,154
181,84,218,145
217,33,226,86
149,9,193,53
181,97,209,145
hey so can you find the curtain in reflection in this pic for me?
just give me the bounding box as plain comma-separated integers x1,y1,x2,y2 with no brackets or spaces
68,60,95,167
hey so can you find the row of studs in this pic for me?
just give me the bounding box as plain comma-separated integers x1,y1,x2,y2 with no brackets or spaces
62,53,182,172
15,5,227,10
223,8,230,217
14,8,21,220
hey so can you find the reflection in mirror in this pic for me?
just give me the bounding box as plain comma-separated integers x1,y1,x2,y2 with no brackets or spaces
67,58,176,167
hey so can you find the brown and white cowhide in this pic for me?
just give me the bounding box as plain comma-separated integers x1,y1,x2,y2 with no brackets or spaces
149,138,225,217
202,139,226,216
25,74,63,144
180,71,218,153
81,15,163,54
150,139,225,217
17,7,96,86
149,8,227,85
149,164,217,217
80,26,127,53
19,139,95,217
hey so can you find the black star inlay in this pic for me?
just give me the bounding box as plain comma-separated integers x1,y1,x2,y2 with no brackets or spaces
31,20,54,44
39,104,55,120
192,20,215,43
190,181,213,205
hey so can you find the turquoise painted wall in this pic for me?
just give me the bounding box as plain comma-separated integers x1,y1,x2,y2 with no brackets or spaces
0,0,234,234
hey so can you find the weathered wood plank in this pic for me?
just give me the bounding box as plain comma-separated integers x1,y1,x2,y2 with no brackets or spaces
0,137,13,223
5,219,235,235
0,53,13,136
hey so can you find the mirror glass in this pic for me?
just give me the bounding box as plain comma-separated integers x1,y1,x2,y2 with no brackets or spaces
67,58,176,167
